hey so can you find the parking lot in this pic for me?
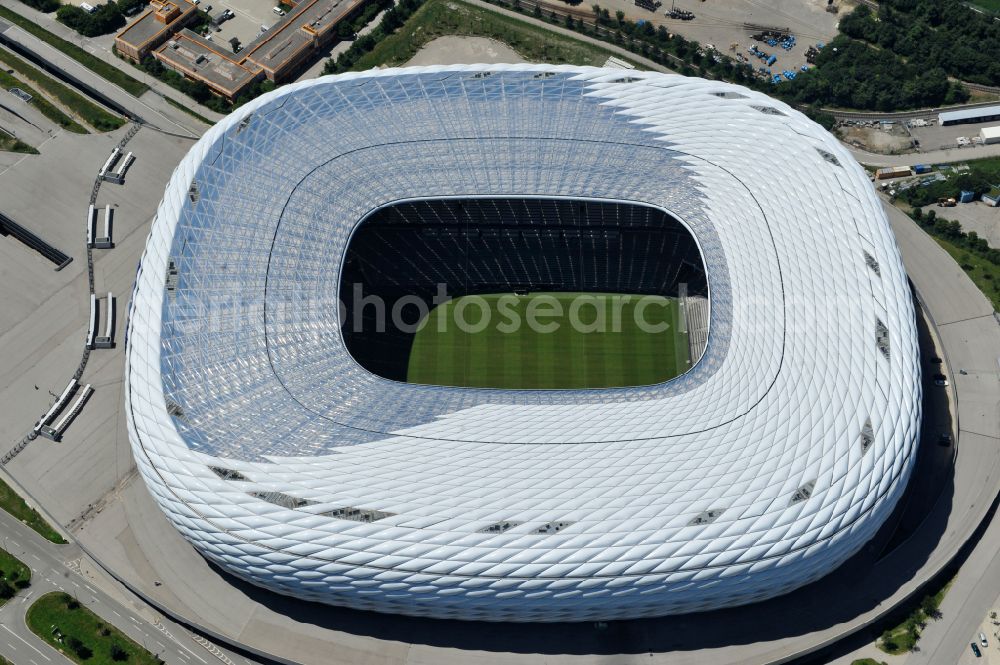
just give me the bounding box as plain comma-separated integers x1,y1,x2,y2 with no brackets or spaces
594,0,842,74
200,0,287,51
921,200,1000,247
910,118,1000,152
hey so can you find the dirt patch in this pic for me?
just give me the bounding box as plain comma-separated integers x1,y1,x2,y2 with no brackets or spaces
840,125,915,155
406,35,526,66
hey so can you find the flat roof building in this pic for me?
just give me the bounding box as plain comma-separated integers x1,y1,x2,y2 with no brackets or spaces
981,125,1000,145
148,0,367,99
938,104,1000,126
156,30,261,99
243,0,362,81
114,0,198,62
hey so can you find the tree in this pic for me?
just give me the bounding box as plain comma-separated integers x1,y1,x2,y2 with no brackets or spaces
17,0,60,11
178,78,212,104
920,593,941,618
116,0,146,16
110,642,128,661
66,636,92,659
57,3,126,37
615,9,624,24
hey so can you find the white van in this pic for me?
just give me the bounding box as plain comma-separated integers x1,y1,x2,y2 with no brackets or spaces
80,2,97,12
272,6,284,15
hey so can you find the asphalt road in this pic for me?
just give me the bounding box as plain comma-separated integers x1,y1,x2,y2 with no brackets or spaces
847,142,1000,168
877,199,1000,665
0,504,257,665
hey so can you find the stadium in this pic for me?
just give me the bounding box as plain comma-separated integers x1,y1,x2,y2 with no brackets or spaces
124,65,921,622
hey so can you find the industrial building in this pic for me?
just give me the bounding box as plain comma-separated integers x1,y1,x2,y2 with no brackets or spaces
981,125,1000,145
126,68,920,622
876,165,912,180
117,0,366,99
938,104,1000,126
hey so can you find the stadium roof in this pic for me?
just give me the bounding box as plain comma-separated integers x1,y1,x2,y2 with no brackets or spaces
125,65,921,622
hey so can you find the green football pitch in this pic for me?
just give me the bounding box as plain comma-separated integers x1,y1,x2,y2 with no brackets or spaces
406,292,691,389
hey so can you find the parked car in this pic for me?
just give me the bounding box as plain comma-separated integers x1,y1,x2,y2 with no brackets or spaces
938,433,952,446
972,642,982,657
980,632,988,648
933,373,948,386
930,356,942,364
272,5,285,14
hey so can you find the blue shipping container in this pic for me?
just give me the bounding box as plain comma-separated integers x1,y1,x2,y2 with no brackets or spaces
959,190,975,203
914,164,930,174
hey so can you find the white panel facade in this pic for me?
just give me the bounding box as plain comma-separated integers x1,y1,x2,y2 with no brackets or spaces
125,66,921,622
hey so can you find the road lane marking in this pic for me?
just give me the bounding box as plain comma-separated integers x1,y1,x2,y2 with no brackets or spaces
2,625,51,661
154,621,207,663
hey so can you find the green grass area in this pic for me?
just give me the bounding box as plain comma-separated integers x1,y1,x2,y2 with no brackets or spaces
851,659,887,665
878,578,952,655
0,6,148,97
349,0,633,71
0,68,86,132
0,47,124,131
28,592,165,665
0,134,38,153
0,548,31,606
0,476,66,544
406,293,690,389
968,0,1000,13
932,234,1000,309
